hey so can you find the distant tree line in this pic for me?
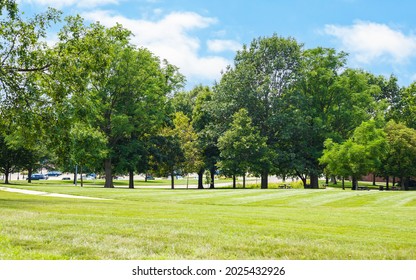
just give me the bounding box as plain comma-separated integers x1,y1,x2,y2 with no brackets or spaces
2,2,416,189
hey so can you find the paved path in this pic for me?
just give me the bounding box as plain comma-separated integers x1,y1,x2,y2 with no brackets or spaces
0,187,110,200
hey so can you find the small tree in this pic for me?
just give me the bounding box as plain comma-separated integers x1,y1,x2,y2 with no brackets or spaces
0,135,23,184
218,109,269,188
320,120,387,190
172,112,204,187
382,120,416,190
70,123,107,187
148,134,184,189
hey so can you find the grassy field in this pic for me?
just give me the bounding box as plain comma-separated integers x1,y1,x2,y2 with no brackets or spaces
1,182,415,260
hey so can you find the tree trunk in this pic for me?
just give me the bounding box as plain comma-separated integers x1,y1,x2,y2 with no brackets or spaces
372,174,376,186
209,167,215,189
243,173,246,189
296,171,307,188
27,167,33,183
342,177,345,190
80,165,83,187
386,176,389,190
400,177,406,191
403,177,409,191
331,176,337,185
392,177,396,188
301,177,307,188
197,169,204,189
310,173,319,189
129,169,134,189
261,171,268,189
232,175,236,189
104,158,114,188
325,176,329,185
352,177,358,190
74,165,78,185
170,170,175,189
4,168,10,184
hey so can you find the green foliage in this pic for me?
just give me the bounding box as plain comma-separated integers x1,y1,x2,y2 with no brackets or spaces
242,181,304,189
2,4,416,190
0,6,61,175
213,35,303,188
147,134,184,178
279,49,375,187
0,0,18,18
382,120,416,186
70,123,108,169
320,120,387,187
0,7,61,106
218,108,269,176
171,85,208,120
48,16,183,187
172,112,203,174
287,180,305,189
396,82,416,129
0,135,22,183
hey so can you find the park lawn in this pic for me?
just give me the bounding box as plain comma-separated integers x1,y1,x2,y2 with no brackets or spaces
0,184,415,260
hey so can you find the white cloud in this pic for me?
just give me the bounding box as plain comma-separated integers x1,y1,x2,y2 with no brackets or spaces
20,0,119,9
82,10,232,82
324,21,416,64
207,39,241,53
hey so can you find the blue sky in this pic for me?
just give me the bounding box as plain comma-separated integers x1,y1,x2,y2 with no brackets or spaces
19,0,416,89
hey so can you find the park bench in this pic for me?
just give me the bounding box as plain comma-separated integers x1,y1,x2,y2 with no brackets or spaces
278,184,292,189
357,186,370,191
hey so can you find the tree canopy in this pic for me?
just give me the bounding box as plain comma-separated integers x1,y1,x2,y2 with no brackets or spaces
1,2,416,190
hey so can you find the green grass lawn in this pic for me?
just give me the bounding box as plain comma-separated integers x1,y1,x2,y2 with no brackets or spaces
1,182,415,260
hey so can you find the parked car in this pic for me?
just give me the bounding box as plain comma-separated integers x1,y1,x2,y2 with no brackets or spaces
47,171,62,177
86,173,97,179
28,174,48,180
81,173,97,180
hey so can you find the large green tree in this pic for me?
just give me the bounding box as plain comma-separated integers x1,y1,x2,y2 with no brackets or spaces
170,85,211,188
53,17,182,188
280,49,377,188
0,5,61,180
213,34,302,188
191,86,220,189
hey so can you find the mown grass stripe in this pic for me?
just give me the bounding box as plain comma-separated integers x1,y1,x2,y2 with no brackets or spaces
1,184,416,259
